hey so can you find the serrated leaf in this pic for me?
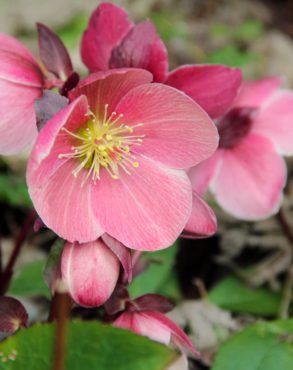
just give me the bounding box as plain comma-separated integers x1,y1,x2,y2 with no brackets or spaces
8,260,50,298
212,320,293,370
209,276,281,316
0,321,176,370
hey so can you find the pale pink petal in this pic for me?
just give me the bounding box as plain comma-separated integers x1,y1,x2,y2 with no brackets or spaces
113,311,172,345
0,80,40,155
69,69,153,118
142,311,196,354
188,152,221,195
110,21,168,82
28,160,104,242
81,3,133,71
165,65,242,118
0,33,37,62
233,77,282,107
252,90,293,155
92,155,192,251
182,192,217,238
115,83,218,169
61,240,120,307
210,134,286,220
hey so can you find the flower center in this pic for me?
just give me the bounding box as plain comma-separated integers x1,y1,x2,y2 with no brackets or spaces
59,104,144,184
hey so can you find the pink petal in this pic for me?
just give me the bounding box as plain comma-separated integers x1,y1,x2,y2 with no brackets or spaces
0,80,40,155
252,90,293,155
165,65,242,118
81,3,133,71
110,21,168,82
91,155,192,251
141,311,197,354
61,240,120,307
182,192,217,238
69,69,153,118
211,134,286,220
113,311,172,345
115,83,218,169
28,160,104,242
188,152,221,195
27,96,105,242
233,77,282,107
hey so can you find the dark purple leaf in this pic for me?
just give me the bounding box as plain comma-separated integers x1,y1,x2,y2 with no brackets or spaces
37,23,73,79
60,72,80,97
102,234,133,283
35,90,68,131
0,296,28,333
131,294,174,313
104,284,129,316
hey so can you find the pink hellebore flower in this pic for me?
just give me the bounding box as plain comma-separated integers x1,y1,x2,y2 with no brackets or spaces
61,239,120,307
81,2,242,119
189,77,292,220
0,34,44,155
27,69,218,250
114,310,196,354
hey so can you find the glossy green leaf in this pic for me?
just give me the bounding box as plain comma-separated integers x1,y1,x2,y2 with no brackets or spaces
0,321,176,370
209,276,281,316
213,320,293,370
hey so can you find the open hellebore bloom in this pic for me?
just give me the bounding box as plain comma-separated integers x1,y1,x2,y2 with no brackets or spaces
81,3,242,119
189,77,292,220
61,239,120,307
0,34,44,155
27,69,218,250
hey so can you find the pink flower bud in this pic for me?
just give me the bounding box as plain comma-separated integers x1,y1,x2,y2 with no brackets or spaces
61,239,120,307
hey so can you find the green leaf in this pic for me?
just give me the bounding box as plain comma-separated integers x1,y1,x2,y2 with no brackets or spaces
0,173,32,207
129,243,180,299
206,45,257,67
0,321,176,370
212,320,293,370
150,11,188,42
209,277,281,316
8,260,50,298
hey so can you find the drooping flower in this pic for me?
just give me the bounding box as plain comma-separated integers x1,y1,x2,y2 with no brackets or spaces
61,239,120,307
0,33,44,155
189,77,291,220
81,2,242,119
27,69,218,250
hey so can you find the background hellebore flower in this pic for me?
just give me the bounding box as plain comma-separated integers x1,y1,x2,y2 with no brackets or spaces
61,239,120,307
81,2,242,119
27,68,218,251
189,77,293,220
0,33,44,155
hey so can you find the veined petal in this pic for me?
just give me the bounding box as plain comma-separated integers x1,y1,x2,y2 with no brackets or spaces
0,80,40,155
91,155,192,251
233,77,282,107
115,83,218,169
182,192,217,238
165,64,242,118
28,160,104,242
61,240,119,307
210,134,286,220
81,3,133,71
69,69,153,118
252,90,293,155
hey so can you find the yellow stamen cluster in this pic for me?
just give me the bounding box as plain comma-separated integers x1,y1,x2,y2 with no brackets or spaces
59,104,144,184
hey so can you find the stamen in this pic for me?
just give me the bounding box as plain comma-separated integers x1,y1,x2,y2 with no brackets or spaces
58,104,144,184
